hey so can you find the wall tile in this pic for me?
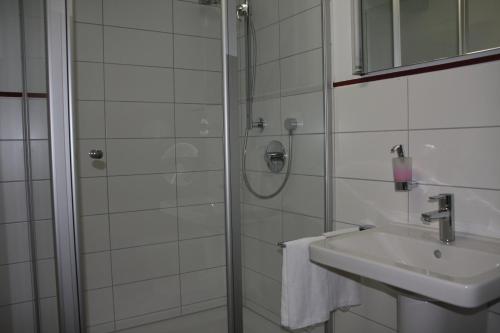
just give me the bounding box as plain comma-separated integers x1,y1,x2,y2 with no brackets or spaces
34,220,55,259
178,204,224,240
118,307,227,333
175,104,223,138
37,260,57,298
334,78,408,132
291,134,324,176
0,262,33,306
28,99,49,140
179,235,225,273
244,135,287,172
108,174,177,212
112,243,179,284
77,140,107,178
335,311,396,333
282,212,323,241
409,61,500,129
110,208,178,249
243,204,282,244
247,98,282,136
255,24,279,65
30,140,51,180
107,139,176,175
77,101,105,139
0,99,23,140
105,64,174,102
80,214,110,253
0,182,27,223
106,102,174,138
335,131,407,181
244,269,281,315
32,180,53,220
115,308,179,331
279,0,321,20
281,91,324,135
0,301,35,333
280,48,322,96
76,62,104,101
251,0,278,29
409,185,500,239
36,262,57,298
180,267,226,305
85,287,114,326
350,280,397,330
113,276,180,320
173,0,221,38
279,6,322,58
79,177,108,216
82,252,112,290
103,0,172,32
0,141,25,181
176,138,223,172
411,127,500,189
335,178,408,226
104,27,173,67
283,175,324,218
0,222,30,265
176,171,223,206
254,61,280,100
242,172,283,210
75,0,102,24
488,312,500,333
174,69,222,104
75,23,103,62
243,237,282,281
174,35,221,71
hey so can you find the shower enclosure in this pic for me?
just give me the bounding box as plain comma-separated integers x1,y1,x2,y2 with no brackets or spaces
0,0,332,332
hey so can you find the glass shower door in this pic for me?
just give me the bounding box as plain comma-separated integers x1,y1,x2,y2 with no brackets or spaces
0,0,60,332
72,0,228,332
236,1,329,332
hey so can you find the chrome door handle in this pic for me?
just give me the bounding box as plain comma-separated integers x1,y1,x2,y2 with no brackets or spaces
88,149,103,160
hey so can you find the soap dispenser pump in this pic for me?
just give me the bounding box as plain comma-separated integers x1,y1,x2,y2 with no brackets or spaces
390,144,414,191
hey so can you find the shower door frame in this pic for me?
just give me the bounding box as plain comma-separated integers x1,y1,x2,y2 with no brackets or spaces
45,0,334,333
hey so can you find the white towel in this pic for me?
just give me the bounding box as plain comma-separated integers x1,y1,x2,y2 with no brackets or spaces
280,229,361,330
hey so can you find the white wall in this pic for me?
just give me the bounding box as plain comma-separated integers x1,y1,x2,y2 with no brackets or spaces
331,1,500,332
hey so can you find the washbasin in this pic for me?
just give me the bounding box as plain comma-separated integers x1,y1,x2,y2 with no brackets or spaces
309,223,500,308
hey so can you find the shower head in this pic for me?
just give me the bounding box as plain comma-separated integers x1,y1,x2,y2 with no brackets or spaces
199,0,220,4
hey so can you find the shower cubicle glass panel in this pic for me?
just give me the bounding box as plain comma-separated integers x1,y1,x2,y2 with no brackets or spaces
0,0,60,332
237,1,328,332
72,0,228,331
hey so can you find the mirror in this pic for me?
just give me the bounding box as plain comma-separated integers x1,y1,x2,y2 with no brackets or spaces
359,0,500,74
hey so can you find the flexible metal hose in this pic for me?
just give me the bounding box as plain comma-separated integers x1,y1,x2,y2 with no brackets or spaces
241,12,294,199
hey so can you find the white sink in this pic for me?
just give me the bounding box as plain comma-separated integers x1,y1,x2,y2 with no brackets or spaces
309,223,500,308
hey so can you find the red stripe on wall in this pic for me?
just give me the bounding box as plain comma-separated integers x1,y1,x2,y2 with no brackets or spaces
333,53,500,88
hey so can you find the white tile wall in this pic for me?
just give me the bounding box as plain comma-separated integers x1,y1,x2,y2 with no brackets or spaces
103,0,172,32
105,64,174,102
104,27,173,67
333,7,500,327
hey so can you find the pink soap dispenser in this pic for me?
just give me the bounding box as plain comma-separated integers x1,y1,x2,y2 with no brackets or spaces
390,144,414,192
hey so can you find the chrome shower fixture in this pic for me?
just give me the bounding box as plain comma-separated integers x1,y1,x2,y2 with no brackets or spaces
199,0,220,5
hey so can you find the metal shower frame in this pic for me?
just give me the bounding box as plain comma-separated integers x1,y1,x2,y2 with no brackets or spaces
45,0,334,332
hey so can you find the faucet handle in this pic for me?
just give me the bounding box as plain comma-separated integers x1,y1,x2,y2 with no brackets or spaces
429,194,447,201
428,193,454,210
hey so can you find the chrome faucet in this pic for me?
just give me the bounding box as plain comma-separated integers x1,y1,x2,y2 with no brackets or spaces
421,194,455,244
